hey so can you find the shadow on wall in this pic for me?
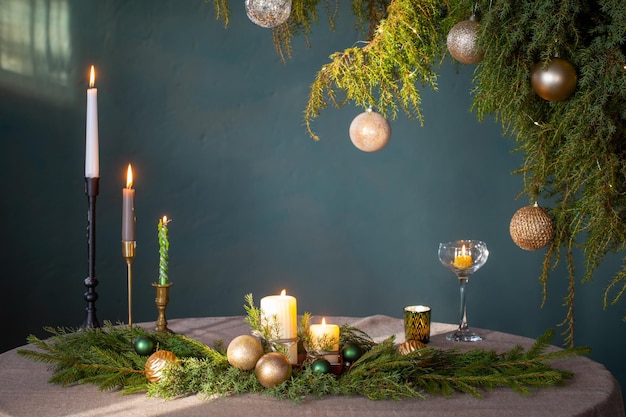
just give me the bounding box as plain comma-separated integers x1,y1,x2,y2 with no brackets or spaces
0,0,73,103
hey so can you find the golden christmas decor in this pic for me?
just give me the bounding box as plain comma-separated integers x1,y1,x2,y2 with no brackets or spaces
144,350,179,383
531,56,578,101
398,339,427,355
349,108,392,152
227,335,264,371
446,15,485,64
509,203,555,251
254,352,292,388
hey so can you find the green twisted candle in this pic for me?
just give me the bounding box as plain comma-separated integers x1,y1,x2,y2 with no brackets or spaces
158,216,171,285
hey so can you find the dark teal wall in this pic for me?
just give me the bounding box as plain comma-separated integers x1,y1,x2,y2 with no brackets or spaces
1,0,624,398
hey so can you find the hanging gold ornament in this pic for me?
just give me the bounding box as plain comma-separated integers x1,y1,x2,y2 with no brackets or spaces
245,0,292,28
509,203,555,251
254,352,292,388
446,15,485,64
144,350,179,383
531,56,577,101
349,108,391,152
227,335,265,371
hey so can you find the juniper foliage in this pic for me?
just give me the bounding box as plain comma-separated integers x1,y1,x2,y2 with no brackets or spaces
206,0,626,343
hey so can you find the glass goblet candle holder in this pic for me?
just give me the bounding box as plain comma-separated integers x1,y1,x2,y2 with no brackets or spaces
438,240,489,342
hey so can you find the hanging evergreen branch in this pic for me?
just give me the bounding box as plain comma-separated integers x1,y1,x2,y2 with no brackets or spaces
206,0,230,27
304,0,461,140
205,0,626,339
470,0,626,341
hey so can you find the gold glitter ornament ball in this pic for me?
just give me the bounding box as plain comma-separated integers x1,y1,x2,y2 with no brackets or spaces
227,335,265,371
254,352,292,388
509,204,555,251
349,109,391,152
531,57,577,101
447,16,484,64
144,350,179,383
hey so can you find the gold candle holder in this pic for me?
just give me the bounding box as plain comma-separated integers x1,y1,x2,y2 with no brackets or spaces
153,282,174,333
121,241,136,328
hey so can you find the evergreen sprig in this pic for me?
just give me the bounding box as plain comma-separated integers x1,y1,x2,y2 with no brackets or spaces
17,322,212,394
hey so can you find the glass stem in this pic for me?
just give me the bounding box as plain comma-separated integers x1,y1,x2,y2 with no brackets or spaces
457,277,469,332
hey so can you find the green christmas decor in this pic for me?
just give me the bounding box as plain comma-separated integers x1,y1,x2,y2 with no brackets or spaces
311,358,332,374
202,0,626,344
17,320,589,402
133,336,156,356
341,341,364,363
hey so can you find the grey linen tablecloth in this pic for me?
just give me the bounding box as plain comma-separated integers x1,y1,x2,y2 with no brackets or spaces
0,315,623,417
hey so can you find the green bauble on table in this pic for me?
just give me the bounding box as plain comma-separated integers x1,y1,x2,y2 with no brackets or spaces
341,342,363,363
133,336,156,356
311,358,332,374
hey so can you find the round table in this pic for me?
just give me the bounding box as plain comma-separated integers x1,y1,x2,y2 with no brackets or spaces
0,315,623,417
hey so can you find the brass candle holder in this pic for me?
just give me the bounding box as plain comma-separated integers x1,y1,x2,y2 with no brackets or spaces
121,241,136,327
153,282,174,333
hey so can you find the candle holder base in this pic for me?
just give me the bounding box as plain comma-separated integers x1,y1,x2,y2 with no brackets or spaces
122,241,136,328
306,349,341,365
153,283,174,333
267,337,298,365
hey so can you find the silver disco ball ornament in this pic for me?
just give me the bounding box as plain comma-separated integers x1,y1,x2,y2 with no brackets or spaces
245,0,292,28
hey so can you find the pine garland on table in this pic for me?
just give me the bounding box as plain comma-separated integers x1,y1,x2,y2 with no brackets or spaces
18,317,589,402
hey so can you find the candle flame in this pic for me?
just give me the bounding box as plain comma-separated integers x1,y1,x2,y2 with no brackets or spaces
453,244,473,269
280,289,286,297
163,215,168,224
126,164,133,188
89,65,95,88
321,317,327,326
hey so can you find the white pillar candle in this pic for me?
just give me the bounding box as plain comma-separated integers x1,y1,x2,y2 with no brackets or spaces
309,317,340,364
85,65,99,178
260,289,298,364
309,317,339,351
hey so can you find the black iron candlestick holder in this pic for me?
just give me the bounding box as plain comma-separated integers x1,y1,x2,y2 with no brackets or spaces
121,241,136,327
82,177,100,328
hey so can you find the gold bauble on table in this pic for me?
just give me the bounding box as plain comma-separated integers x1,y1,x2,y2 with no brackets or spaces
398,339,427,355
144,350,179,383
227,335,265,371
509,203,555,251
349,108,391,152
531,57,577,101
254,352,292,388
446,15,485,64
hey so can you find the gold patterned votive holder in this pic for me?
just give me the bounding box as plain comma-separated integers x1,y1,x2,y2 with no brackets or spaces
404,305,431,343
